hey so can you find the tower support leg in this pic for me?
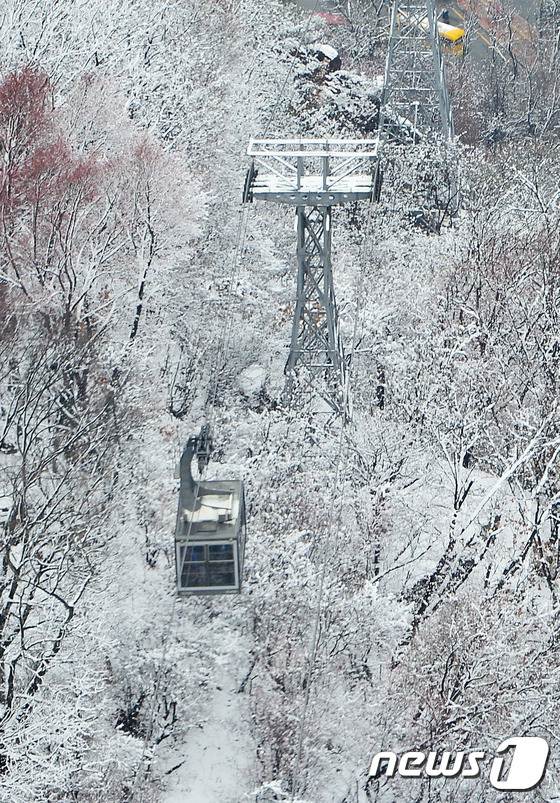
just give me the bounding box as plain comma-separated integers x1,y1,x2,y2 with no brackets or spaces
382,0,453,139
284,206,349,420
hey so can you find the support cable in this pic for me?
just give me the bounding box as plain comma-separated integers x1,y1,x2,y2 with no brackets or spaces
263,0,321,137
131,480,199,802
291,1,461,797
208,0,322,424
290,194,377,802
133,4,326,800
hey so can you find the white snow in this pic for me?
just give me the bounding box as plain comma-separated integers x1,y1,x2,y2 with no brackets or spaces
237,364,267,396
315,43,338,61
161,636,254,803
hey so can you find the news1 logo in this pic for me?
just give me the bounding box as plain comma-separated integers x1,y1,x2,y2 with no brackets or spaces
368,737,550,791
490,737,549,790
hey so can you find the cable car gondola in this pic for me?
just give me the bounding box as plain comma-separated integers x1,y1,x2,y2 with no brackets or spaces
175,428,246,595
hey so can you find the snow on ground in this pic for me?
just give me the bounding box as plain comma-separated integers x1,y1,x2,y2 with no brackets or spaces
161,630,255,803
237,364,267,397
379,453,526,599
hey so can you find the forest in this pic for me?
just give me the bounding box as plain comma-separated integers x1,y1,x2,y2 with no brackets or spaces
0,0,560,801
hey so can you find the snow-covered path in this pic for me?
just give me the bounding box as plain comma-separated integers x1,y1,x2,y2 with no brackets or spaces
162,637,255,803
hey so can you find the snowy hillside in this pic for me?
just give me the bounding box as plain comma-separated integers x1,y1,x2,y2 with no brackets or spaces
1,1,560,802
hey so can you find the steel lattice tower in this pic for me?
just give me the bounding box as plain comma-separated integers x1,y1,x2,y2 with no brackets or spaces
381,0,454,141
244,139,378,420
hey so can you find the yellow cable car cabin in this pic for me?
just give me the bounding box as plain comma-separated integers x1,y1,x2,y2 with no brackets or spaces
397,11,465,55
175,434,246,595
437,21,465,54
